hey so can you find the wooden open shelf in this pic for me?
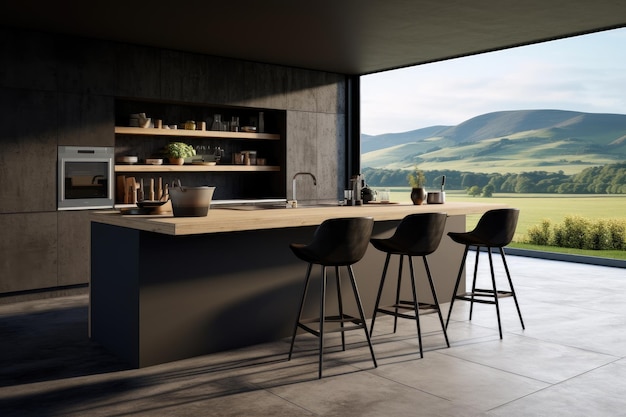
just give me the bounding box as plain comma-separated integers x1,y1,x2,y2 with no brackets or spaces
115,126,280,140
115,164,280,173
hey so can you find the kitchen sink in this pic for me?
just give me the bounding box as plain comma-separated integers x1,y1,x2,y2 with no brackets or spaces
218,204,287,210
293,203,341,208
216,201,341,210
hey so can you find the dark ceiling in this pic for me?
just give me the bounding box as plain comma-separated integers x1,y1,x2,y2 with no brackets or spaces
1,0,625,75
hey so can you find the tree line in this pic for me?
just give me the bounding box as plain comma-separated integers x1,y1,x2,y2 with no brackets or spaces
362,161,626,194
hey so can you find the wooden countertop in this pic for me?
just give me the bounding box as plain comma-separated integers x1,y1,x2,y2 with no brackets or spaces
90,201,507,236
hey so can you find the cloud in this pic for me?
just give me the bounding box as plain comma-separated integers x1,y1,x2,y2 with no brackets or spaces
361,28,626,135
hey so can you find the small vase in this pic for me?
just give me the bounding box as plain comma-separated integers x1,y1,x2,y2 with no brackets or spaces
169,157,185,165
410,187,427,205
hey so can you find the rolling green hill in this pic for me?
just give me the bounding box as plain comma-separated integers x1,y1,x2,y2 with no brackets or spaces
361,110,626,174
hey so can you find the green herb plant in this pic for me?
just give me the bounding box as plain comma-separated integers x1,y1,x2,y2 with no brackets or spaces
407,166,426,188
164,142,196,159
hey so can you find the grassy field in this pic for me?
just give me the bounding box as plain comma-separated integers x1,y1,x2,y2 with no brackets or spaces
375,188,626,260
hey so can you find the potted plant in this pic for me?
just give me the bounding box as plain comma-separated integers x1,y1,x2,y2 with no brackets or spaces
164,142,196,165
407,165,427,205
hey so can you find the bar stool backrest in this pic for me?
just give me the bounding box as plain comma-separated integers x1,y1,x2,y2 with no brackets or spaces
389,212,448,255
471,208,519,247
299,217,374,266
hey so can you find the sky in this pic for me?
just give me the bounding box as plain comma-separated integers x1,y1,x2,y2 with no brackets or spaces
360,27,626,136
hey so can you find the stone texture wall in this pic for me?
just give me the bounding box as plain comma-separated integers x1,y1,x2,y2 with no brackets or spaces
0,27,347,297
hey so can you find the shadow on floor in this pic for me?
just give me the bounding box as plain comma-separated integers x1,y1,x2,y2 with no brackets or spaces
0,304,129,388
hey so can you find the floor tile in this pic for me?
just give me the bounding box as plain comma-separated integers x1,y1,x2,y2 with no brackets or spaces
371,351,549,412
485,361,626,417
269,371,483,417
441,333,618,384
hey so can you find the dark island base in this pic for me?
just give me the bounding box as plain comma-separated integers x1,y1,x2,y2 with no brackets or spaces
91,217,464,368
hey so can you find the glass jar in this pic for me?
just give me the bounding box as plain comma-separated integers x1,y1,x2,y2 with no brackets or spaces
211,114,222,131
184,120,196,130
230,116,240,132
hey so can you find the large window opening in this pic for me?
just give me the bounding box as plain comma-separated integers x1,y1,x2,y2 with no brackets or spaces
360,28,626,261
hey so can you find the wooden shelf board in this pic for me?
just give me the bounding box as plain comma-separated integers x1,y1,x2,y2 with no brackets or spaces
115,126,280,140
115,164,280,172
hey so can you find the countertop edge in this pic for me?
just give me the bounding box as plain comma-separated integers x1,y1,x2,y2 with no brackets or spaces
90,202,508,236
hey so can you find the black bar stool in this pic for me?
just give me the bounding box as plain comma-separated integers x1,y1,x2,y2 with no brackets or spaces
445,208,525,339
288,217,377,379
369,213,450,357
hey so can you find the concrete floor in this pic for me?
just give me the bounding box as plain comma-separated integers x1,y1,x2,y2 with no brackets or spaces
1,255,626,416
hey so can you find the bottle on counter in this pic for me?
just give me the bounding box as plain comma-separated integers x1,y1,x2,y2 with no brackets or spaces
351,174,363,205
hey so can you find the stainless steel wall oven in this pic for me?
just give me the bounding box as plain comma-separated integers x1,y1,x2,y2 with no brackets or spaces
58,146,115,210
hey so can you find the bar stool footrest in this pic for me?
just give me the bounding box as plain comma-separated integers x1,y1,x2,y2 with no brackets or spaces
455,289,515,305
297,314,367,337
376,300,440,320
399,299,440,312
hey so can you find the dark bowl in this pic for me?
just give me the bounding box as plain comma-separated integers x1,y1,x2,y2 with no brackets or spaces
137,200,167,208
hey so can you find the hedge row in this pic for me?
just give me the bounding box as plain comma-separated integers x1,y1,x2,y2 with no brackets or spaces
525,216,626,250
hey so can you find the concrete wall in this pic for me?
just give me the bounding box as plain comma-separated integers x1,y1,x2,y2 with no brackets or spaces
0,27,347,300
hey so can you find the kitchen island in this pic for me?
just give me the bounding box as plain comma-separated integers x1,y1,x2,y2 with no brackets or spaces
90,201,506,367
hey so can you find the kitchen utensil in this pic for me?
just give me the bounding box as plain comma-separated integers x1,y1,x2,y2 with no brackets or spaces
362,185,376,203
117,175,126,203
426,175,446,204
149,178,155,201
169,181,216,217
120,207,156,215
117,156,138,164
241,150,257,165
156,177,163,200
211,114,223,131
378,188,390,202
344,189,353,205
137,199,168,208
139,179,144,201
230,116,240,132
125,177,138,204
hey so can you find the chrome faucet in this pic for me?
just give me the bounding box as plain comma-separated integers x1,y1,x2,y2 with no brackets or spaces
292,172,317,202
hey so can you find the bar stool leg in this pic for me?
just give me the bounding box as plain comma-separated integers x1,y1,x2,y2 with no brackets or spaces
407,256,424,358
346,265,378,369
500,248,525,329
335,266,346,351
370,253,391,335
469,247,480,320
319,265,327,379
393,255,404,333
423,256,450,348
487,249,504,339
446,246,469,330
289,263,313,360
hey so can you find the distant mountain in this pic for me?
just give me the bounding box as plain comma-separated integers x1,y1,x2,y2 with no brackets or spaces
361,126,451,153
361,110,626,174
